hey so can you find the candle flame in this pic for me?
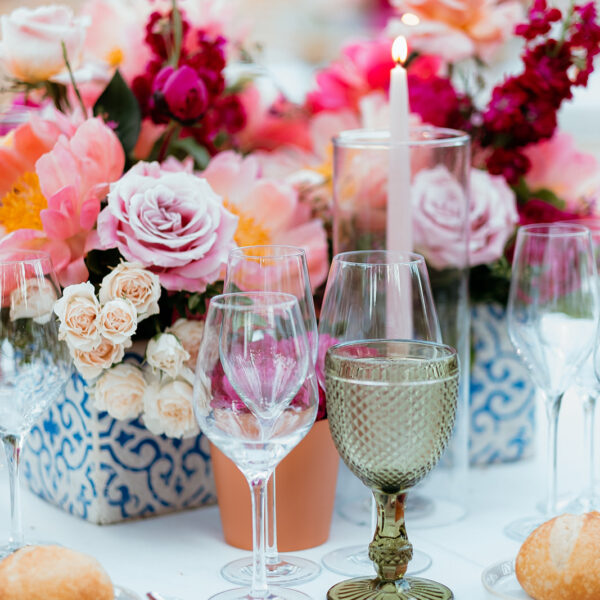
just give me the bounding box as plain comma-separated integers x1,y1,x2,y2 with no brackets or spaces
392,36,408,65
401,13,420,26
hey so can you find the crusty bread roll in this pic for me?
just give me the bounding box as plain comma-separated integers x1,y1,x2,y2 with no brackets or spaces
0,544,114,600
516,511,600,600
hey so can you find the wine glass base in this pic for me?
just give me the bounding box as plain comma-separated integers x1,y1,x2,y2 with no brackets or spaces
221,556,321,585
326,576,453,600
322,545,431,577
563,494,600,513
503,515,546,542
209,586,312,600
337,497,372,527
408,497,467,529
0,539,58,560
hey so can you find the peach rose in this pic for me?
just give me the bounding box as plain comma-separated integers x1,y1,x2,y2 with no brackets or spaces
143,379,199,438
97,298,137,345
53,282,101,351
99,262,160,321
93,363,146,420
0,6,90,83
10,278,58,324
166,319,205,370
72,336,127,380
146,333,190,378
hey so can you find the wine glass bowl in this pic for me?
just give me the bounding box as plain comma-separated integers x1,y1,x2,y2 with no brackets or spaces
325,339,459,600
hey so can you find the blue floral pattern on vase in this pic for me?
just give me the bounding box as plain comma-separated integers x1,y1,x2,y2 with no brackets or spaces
22,369,216,524
469,303,536,465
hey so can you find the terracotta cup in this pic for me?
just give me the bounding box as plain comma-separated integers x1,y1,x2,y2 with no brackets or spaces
210,419,339,551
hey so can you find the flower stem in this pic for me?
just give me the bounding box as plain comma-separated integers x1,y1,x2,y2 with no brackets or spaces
170,0,183,68
61,41,87,117
157,121,180,162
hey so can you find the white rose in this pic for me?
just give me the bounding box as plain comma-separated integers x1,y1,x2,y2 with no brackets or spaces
0,6,90,84
143,379,199,438
72,336,127,381
53,282,101,351
97,298,137,344
146,333,190,378
99,262,160,321
166,318,205,370
93,364,146,420
10,278,58,324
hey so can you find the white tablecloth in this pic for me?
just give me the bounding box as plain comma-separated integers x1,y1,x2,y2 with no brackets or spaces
0,392,590,600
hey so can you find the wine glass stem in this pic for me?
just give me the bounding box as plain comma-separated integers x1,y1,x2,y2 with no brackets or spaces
2,434,25,549
265,471,279,565
545,394,563,517
249,475,269,597
583,392,597,503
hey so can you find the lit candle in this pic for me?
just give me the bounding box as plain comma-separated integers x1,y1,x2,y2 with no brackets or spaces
387,36,412,254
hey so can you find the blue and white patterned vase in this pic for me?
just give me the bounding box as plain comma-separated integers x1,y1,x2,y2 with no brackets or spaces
469,303,536,465
22,369,216,524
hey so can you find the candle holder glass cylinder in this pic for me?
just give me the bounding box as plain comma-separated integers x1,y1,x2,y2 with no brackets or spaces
332,127,470,525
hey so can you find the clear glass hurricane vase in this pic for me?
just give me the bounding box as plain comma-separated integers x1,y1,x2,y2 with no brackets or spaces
222,245,321,586
193,292,318,600
0,250,71,557
505,223,600,541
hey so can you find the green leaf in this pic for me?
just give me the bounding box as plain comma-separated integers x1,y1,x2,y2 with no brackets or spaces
94,70,141,155
170,137,211,169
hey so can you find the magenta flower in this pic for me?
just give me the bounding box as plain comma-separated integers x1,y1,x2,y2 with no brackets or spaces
151,65,208,123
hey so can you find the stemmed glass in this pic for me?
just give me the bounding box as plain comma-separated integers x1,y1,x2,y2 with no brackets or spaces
505,223,600,541
325,340,460,600
317,250,441,577
193,292,318,600
0,250,71,557
221,245,321,586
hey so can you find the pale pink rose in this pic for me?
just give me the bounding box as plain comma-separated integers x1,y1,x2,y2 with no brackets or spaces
203,151,329,290
53,282,101,352
94,363,146,420
143,379,199,439
0,6,90,83
146,333,190,379
99,262,160,321
388,0,524,62
72,336,127,381
166,318,205,370
0,118,125,286
97,298,137,345
95,161,237,293
10,278,57,324
523,132,600,213
468,170,518,266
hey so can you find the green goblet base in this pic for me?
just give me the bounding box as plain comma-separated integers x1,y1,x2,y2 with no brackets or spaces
326,576,453,600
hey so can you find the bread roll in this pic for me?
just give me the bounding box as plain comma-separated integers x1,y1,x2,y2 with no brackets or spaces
516,512,600,600
0,544,114,600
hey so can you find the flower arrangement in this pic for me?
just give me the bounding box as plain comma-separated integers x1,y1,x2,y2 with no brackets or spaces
0,0,599,441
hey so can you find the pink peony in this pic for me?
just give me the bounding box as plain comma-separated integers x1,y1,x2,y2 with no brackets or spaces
388,0,524,63
95,161,238,293
202,151,329,290
412,166,517,269
523,132,600,213
0,118,125,286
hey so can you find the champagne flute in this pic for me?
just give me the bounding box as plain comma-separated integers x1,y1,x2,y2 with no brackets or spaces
505,223,600,541
0,250,71,557
194,292,318,600
221,245,320,586
317,250,440,577
325,339,459,600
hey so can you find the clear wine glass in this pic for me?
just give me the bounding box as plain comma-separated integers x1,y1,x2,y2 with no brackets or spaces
325,339,460,600
505,223,600,541
221,245,321,586
193,292,318,600
0,250,71,557
317,250,441,577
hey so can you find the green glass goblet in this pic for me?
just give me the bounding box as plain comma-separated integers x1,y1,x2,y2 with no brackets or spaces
325,339,459,600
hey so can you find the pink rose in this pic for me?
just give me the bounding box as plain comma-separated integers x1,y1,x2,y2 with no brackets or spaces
151,65,208,123
412,166,517,269
96,161,238,293
0,6,90,83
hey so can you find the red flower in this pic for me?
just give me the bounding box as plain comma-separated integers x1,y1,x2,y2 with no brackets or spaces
518,199,580,226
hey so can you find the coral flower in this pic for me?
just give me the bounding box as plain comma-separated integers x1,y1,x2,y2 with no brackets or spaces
0,118,125,286
202,151,329,289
